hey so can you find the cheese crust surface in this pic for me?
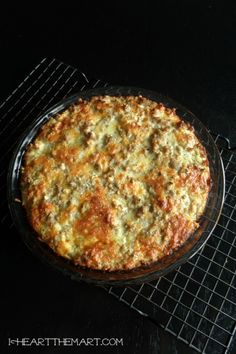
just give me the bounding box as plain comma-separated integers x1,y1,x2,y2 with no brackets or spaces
21,96,211,270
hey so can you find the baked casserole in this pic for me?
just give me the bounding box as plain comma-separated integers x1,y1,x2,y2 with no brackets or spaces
20,95,211,271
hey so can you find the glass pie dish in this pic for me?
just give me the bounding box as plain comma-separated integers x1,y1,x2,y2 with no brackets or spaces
7,86,225,285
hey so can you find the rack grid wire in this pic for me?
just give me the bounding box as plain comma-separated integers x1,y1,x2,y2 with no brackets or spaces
1,58,235,354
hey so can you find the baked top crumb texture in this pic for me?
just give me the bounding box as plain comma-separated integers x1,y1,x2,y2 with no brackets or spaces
21,95,211,270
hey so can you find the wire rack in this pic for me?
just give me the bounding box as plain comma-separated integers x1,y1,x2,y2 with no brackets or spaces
1,58,236,354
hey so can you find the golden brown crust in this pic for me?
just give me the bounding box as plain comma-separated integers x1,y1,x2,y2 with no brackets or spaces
21,95,211,271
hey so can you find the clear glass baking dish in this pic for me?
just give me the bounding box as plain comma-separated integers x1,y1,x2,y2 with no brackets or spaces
7,86,225,285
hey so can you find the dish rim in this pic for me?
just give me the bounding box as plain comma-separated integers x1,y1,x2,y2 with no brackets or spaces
7,86,225,286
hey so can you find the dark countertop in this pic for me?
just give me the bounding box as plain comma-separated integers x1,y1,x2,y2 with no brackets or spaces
1,2,236,354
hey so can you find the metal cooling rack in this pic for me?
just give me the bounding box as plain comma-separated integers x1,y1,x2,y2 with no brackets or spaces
1,58,236,354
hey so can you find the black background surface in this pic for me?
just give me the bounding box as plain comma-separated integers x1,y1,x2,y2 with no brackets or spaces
1,1,236,354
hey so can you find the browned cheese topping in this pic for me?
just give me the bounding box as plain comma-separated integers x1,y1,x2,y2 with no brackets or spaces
21,96,211,270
